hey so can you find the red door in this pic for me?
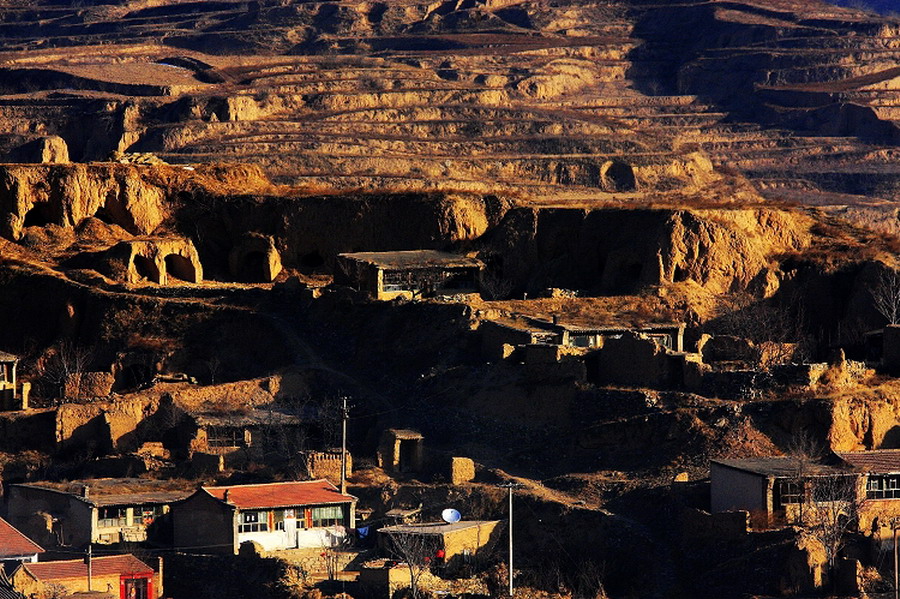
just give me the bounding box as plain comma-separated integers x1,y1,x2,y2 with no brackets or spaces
120,575,152,599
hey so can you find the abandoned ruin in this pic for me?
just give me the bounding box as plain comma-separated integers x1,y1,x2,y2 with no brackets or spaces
1,0,900,598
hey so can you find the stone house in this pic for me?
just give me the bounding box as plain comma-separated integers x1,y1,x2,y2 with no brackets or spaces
0,352,29,411
711,452,900,534
377,520,502,565
11,554,160,599
0,517,43,567
837,449,900,545
336,250,482,300
710,457,856,528
7,479,192,548
170,479,357,554
185,409,303,464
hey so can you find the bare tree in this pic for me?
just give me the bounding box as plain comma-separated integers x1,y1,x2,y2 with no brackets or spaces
803,474,866,587
382,530,439,599
40,341,92,401
786,432,824,523
872,269,900,325
710,292,812,363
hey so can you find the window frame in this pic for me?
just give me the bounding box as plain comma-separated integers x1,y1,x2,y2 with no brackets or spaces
238,510,269,533
98,506,128,528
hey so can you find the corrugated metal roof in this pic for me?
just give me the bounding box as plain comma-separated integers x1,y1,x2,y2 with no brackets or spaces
0,517,43,559
203,479,356,510
22,554,152,581
837,450,900,473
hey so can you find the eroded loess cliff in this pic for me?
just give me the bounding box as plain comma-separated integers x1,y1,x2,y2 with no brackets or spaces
479,205,814,297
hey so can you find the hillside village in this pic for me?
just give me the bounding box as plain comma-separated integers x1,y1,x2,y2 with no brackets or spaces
2,0,900,598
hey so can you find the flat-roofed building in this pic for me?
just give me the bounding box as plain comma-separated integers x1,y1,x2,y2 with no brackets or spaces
337,250,482,300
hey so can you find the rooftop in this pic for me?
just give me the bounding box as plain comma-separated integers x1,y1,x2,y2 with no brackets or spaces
20,554,152,581
0,351,17,363
711,457,851,477
837,450,900,473
202,479,356,510
338,250,481,270
379,520,500,535
0,517,43,559
193,409,300,428
13,478,195,506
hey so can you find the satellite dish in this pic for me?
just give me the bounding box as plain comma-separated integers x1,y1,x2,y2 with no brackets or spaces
441,508,461,524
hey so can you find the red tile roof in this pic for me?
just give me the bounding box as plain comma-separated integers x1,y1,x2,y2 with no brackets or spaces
22,554,152,581
203,479,356,510
0,517,43,559
838,450,900,473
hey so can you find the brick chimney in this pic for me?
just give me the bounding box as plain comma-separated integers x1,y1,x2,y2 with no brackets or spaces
224,489,230,503
81,485,90,499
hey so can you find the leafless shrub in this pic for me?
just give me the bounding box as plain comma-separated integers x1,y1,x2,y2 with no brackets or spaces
480,271,514,300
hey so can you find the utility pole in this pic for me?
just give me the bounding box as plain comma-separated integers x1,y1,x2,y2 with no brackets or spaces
499,482,522,597
87,544,93,591
340,396,349,496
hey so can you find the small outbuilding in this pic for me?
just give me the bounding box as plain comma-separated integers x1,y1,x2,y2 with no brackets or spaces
336,250,482,300
378,429,424,474
378,520,502,565
11,554,160,599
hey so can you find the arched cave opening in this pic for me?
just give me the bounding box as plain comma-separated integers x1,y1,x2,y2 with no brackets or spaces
164,254,196,283
134,255,161,283
603,161,637,192
239,251,270,283
23,204,53,227
674,266,689,283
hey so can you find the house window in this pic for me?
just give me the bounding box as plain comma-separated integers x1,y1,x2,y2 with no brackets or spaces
207,426,245,449
382,270,411,292
867,475,900,499
274,509,285,531
777,481,803,506
311,506,344,528
98,507,127,528
238,510,268,533
139,505,164,525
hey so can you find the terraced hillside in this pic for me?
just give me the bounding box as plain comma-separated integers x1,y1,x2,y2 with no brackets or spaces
0,0,899,228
